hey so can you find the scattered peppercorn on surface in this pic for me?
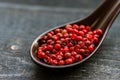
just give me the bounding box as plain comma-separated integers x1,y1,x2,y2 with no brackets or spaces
37,24,103,66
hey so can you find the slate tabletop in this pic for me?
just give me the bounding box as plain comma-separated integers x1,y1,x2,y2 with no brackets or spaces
0,0,120,80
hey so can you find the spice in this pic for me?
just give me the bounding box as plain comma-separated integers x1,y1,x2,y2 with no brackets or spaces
37,24,103,66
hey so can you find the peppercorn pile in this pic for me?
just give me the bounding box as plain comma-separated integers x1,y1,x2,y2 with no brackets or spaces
38,24,103,65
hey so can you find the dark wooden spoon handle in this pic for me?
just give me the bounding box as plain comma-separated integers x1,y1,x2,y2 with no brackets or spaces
94,0,120,30
78,0,120,31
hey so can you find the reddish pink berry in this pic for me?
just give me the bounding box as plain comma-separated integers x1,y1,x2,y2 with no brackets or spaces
53,35,59,41
38,47,42,52
56,40,62,44
83,38,87,41
41,45,47,51
50,31,54,35
88,31,93,35
79,54,83,61
60,48,64,53
64,52,71,58
85,26,91,31
38,51,46,59
56,33,63,37
73,24,79,29
79,25,85,30
63,46,69,53
75,44,80,49
62,29,67,35
51,60,58,65
83,46,87,49
65,24,72,28
59,51,64,56
60,38,65,42
93,30,97,34
70,56,76,62
79,49,85,54
47,39,52,44
50,54,56,59
84,49,90,57
66,27,73,33
85,40,91,46
55,43,61,50
71,51,77,56
41,35,48,40
65,37,70,42
69,47,75,51
73,29,78,34
63,33,69,38
76,36,83,41
75,54,83,61
65,58,73,64
67,43,73,47
87,35,93,41
94,34,99,38
78,31,84,36
52,49,57,54
47,45,53,51
71,34,77,40
55,28,61,33
82,29,88,34
96,29,103,35
93,37,99,43
78,41,85,47
75,48,80,53
88,44,95,52
56,55,63,60
47,33,53,38
48,58,53,64
58,60,65,65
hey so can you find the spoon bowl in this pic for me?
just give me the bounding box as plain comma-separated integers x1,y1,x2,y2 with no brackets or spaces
30,0,120,68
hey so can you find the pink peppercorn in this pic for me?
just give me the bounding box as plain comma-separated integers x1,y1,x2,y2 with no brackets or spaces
37,24,103,66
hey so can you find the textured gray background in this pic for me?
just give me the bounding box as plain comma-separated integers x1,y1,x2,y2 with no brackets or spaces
0,0,101,8
0,0,120,80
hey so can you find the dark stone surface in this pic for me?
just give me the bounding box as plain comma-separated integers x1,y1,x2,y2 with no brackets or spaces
0,1,120,80
0,0,101,8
